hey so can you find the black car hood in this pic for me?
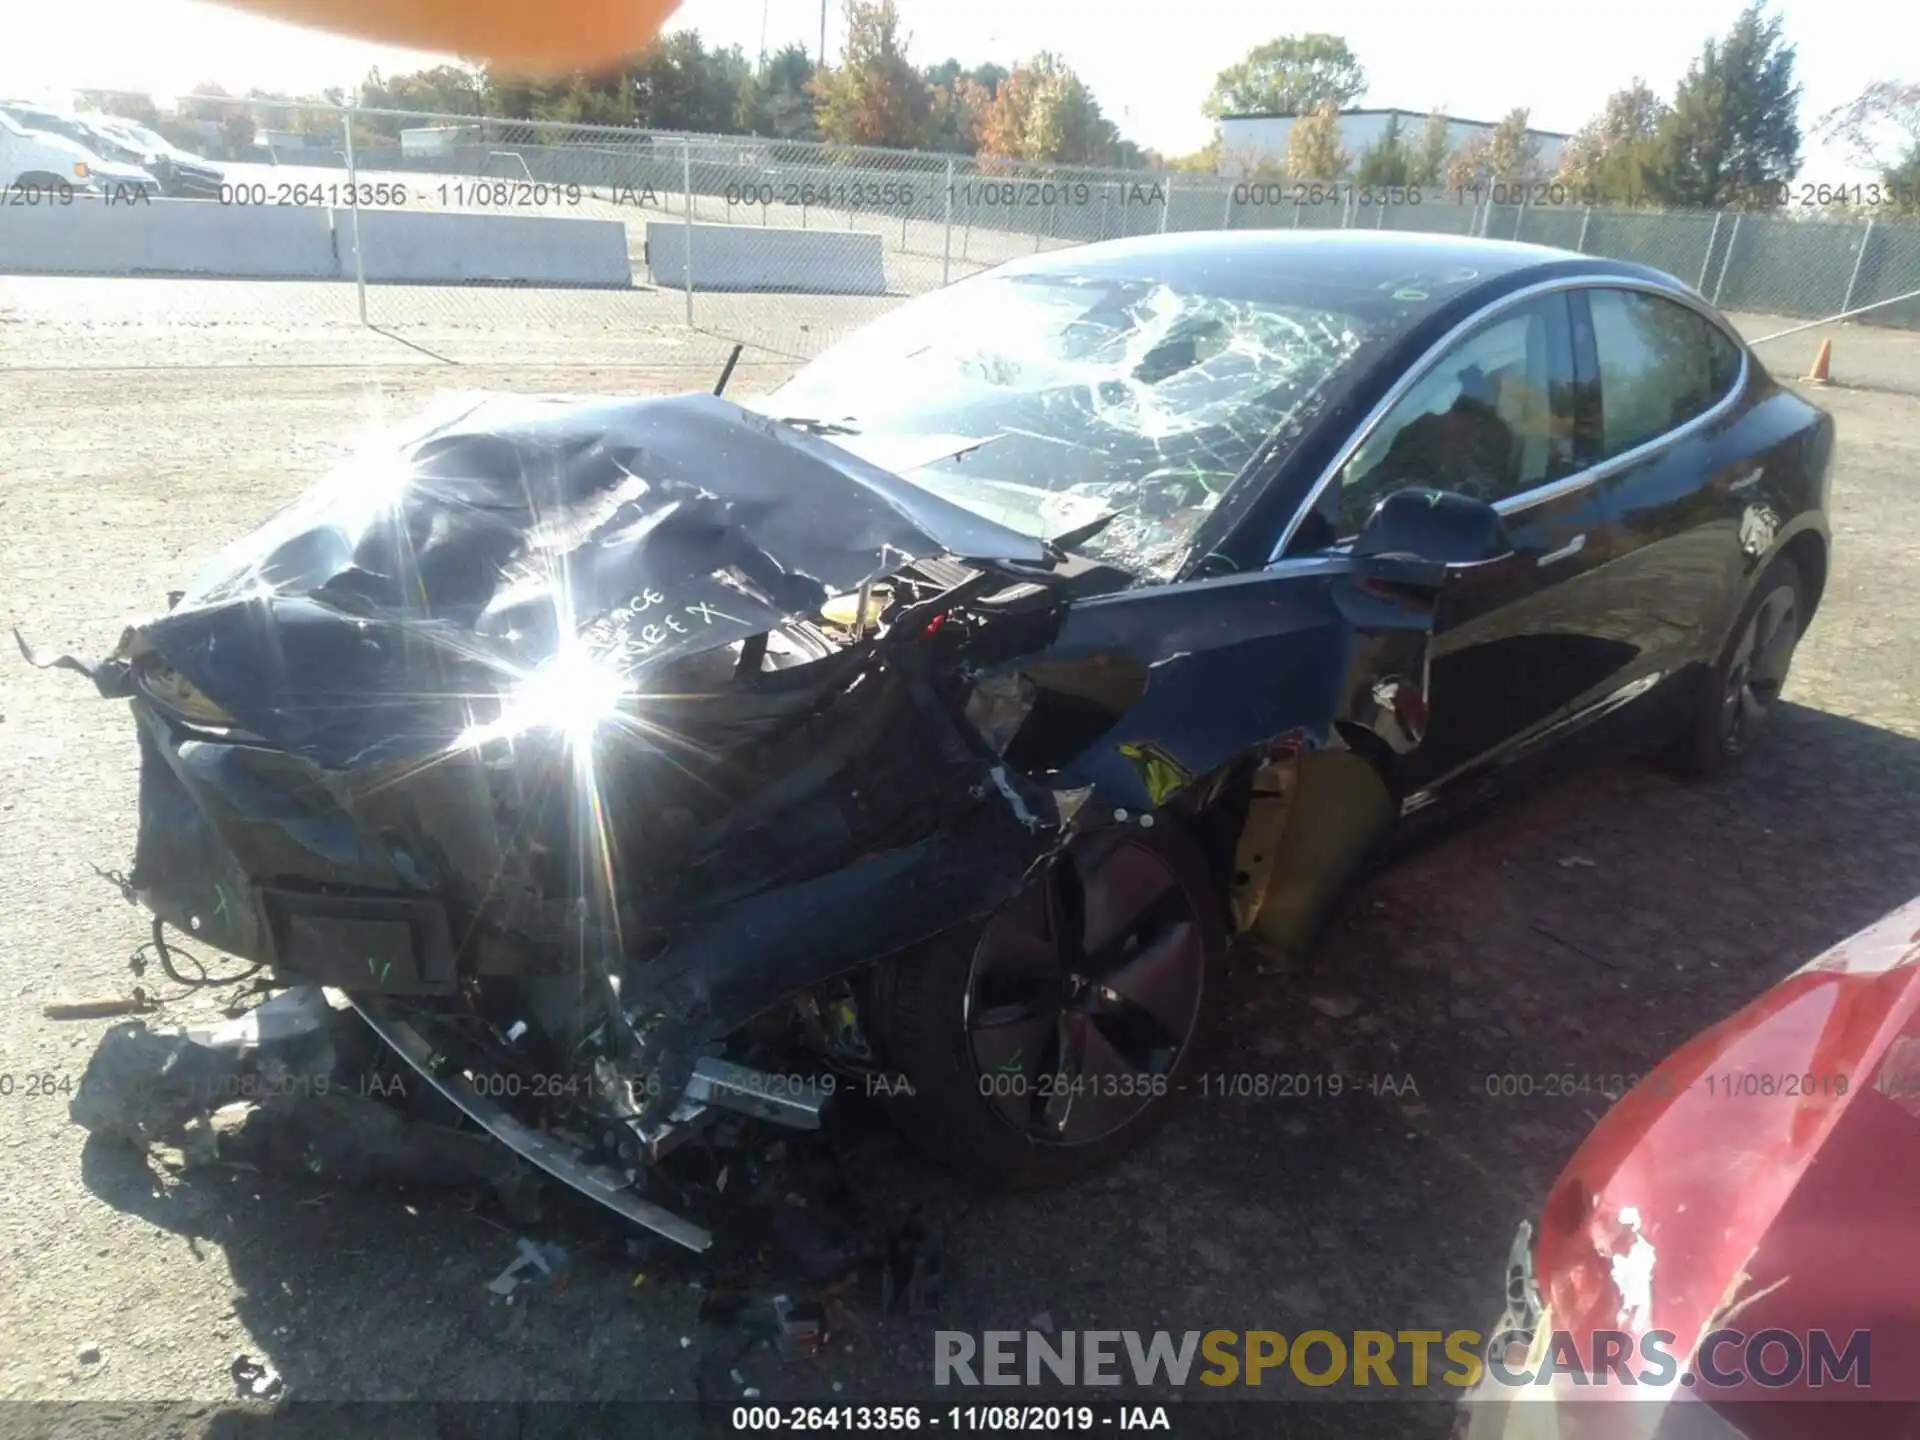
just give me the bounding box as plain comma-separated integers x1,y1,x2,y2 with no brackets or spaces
122,392,1052,766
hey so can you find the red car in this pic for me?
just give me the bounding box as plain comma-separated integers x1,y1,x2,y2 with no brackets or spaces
1460,895,1920,1439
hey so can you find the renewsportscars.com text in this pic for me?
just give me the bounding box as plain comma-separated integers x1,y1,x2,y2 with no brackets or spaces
933,1328,1871,1389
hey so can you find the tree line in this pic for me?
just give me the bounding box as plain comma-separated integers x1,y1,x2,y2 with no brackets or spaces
91,0,1920,212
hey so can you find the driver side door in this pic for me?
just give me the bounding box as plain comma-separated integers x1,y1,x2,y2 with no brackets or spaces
1332,289,1627,800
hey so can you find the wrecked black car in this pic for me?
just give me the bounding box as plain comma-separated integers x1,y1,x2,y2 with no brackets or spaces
20,231,1832,1252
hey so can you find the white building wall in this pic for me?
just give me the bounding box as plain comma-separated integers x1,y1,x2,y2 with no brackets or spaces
1217,111,1566,181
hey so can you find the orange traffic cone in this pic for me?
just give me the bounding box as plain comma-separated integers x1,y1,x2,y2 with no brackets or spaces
1804,338,1832,384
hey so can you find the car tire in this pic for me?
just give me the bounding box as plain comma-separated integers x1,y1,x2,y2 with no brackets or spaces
865,821,1227,1190
1662,555,1804,780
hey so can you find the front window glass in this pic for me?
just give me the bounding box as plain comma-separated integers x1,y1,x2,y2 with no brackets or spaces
1336,293,1579,533
762,269,1379,580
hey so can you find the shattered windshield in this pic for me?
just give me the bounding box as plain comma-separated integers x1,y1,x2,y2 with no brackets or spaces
762,270,1373,580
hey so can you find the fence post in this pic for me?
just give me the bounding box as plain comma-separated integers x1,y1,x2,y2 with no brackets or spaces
1377,197,1387,230
1512,194,1528,241
1160,177,1172,234
1697,211,1723,291
340,102,368,327
1712,212,1741,305
1222,183,1234,229
681,138,694,327
941,156,954,285
1841,217,1875,314
1576,205,1592,253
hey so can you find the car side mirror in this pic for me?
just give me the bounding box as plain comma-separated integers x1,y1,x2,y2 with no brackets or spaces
1352,487,1514,566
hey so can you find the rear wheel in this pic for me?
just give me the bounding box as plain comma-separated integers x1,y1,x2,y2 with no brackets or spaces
1664,556,1803,779
867,823,1225,1189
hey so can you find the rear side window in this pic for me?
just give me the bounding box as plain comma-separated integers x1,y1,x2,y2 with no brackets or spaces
1588,289,1743,460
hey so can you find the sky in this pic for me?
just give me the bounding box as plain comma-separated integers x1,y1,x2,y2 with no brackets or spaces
4,0,1909,180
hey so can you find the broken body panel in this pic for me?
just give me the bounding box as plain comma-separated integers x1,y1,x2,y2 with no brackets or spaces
28,389,1440,1249
1462,896,1920,1439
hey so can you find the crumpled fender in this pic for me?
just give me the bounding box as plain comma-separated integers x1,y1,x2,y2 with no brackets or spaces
1526,895,1920,1415
985,554,1442,815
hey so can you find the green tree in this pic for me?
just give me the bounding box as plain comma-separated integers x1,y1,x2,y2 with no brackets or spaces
1286,100,1348,179
1485,107,1543,181
1407,110,1452,186
627,33,753,133
1353,113,1411,185
1445,132,1492,191
810,0,932,148
1558,79,1669,203
977,52,1123,165
220,112,256,154
739,43,819,138
87,92,161,128
921,58,1000,152
1204,34,1367,118
1817,79,1920,213
1644,2,1801,208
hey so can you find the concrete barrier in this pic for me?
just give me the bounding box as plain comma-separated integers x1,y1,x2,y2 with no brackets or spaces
645,221,888,295
0,197,338,279
336,209,632,286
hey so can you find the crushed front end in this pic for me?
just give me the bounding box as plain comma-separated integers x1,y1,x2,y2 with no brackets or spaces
27,392,1142,1250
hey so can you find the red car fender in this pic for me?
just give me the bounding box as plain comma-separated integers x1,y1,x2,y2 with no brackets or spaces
1487,897,1920,1437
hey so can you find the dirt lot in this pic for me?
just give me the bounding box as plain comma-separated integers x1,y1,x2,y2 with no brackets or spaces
2,308,1919,1435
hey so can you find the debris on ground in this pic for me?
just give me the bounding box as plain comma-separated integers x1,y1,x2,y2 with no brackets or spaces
230,1355,283,1400
68,1020,248,1147
68,988,545,1222
486,1238,573,1298
880,1215,945,1317
76,1343,102,1366
43,992,156,1021
772,1293,827,1355
1308,993,1363,1020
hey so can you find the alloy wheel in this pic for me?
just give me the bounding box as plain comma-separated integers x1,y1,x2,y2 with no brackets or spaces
964,832,1208,1146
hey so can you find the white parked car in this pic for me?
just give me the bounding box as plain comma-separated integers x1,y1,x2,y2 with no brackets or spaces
0,107,159,198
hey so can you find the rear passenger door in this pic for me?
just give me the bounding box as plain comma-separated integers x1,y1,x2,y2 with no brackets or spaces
1559,285,1751,721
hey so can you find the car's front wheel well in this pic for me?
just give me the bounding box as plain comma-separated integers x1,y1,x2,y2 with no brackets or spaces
1779,530,1827,626
1191,732,1398,956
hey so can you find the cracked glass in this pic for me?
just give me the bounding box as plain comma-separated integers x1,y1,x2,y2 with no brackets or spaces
762,269,1374,581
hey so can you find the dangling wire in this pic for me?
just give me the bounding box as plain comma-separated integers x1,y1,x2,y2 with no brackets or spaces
149,917,263,989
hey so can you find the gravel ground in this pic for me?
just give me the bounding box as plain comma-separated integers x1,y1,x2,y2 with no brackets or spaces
2,317,1918,1435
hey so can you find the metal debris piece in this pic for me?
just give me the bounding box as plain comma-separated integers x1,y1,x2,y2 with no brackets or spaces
68,1021,245,1147
230,1355,283,1400
772,1293,826,1354
43,994,156,1021
488,1238,571,1297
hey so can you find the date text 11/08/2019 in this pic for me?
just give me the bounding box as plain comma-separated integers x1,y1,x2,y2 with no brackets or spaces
731,1405,1173,1432
722,181,1171,210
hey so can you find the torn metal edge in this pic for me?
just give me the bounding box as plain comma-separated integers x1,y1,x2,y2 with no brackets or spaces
346,994,713,1253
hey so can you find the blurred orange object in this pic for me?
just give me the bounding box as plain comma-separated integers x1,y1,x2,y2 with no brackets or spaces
205,0,684,70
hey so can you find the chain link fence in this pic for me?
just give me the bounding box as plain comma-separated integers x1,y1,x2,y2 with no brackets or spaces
3,91,1917,372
